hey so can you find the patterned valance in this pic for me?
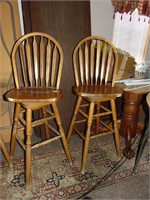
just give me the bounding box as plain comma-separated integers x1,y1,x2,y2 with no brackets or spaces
112,0,150,17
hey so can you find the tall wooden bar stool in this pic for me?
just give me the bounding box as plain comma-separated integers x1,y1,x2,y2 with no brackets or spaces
3,32,72,187
67,36,124,173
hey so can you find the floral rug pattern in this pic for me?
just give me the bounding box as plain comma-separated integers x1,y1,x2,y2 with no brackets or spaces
0,135,149,199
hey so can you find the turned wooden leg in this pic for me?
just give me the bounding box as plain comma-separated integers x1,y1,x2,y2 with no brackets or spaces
42,107,50,139
95,103,100,134
26,108,32,186
123,125,136,159
111,99,121,159
10,103,21,158
67,96,82,141
52,103,73,165
81,102,94,174
120,92,143,159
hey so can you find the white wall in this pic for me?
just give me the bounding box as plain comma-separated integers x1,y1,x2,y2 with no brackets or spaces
90,0,115,41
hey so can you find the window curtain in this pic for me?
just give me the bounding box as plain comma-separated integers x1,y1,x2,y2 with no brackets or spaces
112,0,150,18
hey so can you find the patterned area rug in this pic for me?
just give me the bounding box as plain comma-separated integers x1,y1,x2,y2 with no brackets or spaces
0,134,149,200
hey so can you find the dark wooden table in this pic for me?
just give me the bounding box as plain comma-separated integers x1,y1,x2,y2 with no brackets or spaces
119,85,150,159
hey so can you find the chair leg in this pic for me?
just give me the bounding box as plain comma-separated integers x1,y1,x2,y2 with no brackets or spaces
10,103,21,158
67,96,82,141
52,103,73,165
81,102,95,174
96,103,100,134
110,99,121,159
25,108,32,186
0,136,13,167
42,107,50,139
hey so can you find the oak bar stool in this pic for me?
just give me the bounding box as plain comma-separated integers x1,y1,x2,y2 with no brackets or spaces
0,135,13,167
67,36,123,173
3,32,72,187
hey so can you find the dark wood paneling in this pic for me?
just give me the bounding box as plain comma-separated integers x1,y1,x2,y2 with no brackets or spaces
22,1,91,134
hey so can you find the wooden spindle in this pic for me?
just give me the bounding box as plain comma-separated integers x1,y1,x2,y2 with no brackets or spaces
79,46,84,84
19,45,27,87
33,36,39,86
46,39,51,87
90,40,95,85
105,47,113,85
51,45,57,87
100,43,107,85
95,40,101,85
25,38,33,86
40,36,45,86
84,41,89,84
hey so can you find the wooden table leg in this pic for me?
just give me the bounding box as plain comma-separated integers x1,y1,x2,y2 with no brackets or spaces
120,91,143,159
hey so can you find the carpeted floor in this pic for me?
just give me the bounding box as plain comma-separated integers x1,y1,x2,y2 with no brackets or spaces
0,132,149,200
77,174,149,200
85,174,149,200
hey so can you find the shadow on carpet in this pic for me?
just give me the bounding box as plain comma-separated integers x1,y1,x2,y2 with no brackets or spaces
0,134,149,199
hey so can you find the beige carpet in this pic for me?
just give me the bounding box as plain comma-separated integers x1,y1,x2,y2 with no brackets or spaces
0,133,149,200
